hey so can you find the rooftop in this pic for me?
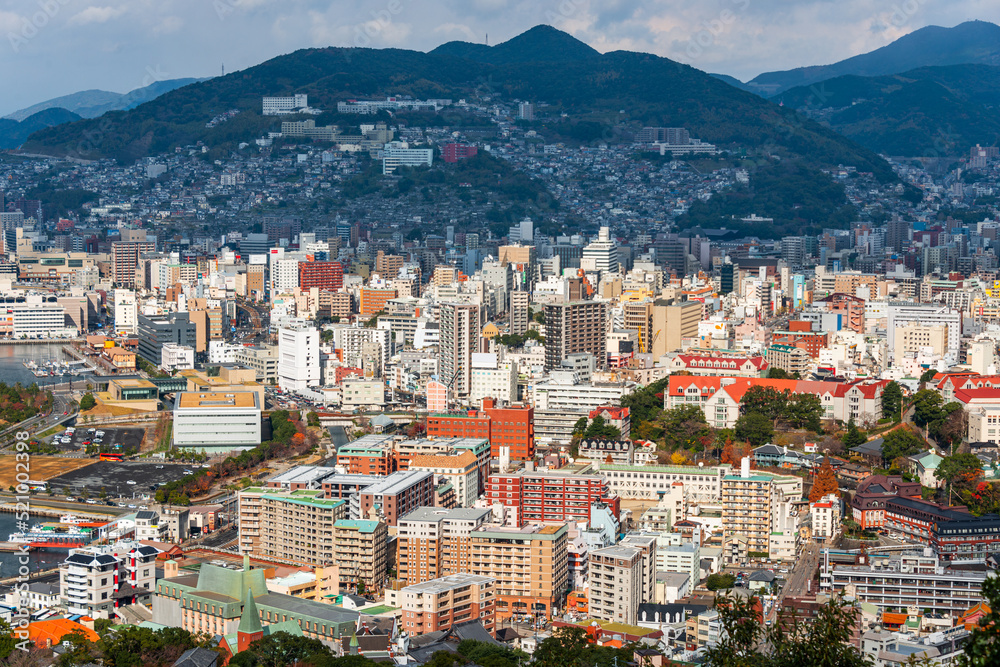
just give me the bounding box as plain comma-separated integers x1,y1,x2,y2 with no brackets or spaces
176,391,258,409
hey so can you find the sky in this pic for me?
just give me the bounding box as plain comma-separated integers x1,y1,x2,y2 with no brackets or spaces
1,0,998,116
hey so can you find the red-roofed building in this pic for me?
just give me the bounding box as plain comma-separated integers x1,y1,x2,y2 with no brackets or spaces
666,375,888,429
771,330,829,358
668,353,769,378
588,406,631,440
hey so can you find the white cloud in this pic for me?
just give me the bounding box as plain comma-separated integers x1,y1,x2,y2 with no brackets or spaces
70,6,126,26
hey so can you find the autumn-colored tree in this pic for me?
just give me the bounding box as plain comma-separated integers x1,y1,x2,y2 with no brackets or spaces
809,456,840,502
721,438,736,465
670,451,689,465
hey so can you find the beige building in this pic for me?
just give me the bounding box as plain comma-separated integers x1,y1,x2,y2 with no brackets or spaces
469,523,569,620
332,519,388,593
588,545,645,625
396,507,491,587
765,344,811,376
894,323,947,365
409,451,480,508
237,488,347,564
396,574,495,636
651,300,702,357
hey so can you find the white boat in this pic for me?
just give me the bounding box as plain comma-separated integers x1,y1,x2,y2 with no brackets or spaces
60,515,85,525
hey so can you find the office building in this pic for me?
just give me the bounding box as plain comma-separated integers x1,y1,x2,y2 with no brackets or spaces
582,227,618,275
298,260,343,291
173,391,261,452
470,523,568,620
396,507,492,586
278,325,320,392
383,143,434,175
439,302,480,398
111,289,138,335
543,301,607,371
137,313,198,365
262,94,309,115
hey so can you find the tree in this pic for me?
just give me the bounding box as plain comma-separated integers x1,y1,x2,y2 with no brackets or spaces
572,417,588,437
705,573,736,591
936,453,983,498
913,389,944,428
933,405,968,452
583,415,621,440
0,617,14,660
879,429,925,467
767,367,794,379
720,437,746,466
79,392,96,411
882,381,903,419
786,393,824,431
810,457,840,502
740,386,789,421
660,404,713,451
244,631,335,667
919,368,938,384
532,626,631,667
960,575,1000,666
620,376,671,426
841,418,867,448
735,411,774,447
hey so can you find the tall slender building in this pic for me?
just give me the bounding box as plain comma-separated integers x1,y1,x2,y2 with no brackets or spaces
543,301,607,371
439,303,480,398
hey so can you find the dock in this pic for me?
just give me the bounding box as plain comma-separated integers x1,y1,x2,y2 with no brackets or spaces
0,542,33,552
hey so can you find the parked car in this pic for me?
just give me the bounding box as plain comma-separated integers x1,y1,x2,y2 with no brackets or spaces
65,496,76,502
126,480,136,485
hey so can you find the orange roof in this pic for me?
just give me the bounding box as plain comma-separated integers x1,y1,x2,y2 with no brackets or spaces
27,619,99,647
409,451,478,470
881,612,907,625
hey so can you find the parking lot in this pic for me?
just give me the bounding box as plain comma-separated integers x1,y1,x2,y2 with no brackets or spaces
46,426,145,453
46,460,197,500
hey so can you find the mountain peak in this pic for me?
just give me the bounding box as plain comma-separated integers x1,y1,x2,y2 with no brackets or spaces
430,24,599,65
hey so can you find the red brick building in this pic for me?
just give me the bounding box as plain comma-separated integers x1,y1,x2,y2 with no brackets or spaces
771,329,829,359
442,143,478,163
298,260,344,291
486,471,619,526
426,398,535,461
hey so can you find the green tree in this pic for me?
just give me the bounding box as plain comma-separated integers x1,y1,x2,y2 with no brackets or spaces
0,617,14,660
583,415,621,440
767,367,794,379
705,573,736,591
960,574,1000,666
735,411,774,447
620,376,671,426
879,429,925,467
936,453,983,498
913,389,943,428
919,368,938,384
533,626,632,667
660,404,712,451
786,393,824,431
841,418,867,448
244,631,336,667
882,381,903,419
79,392,96,410
740,385,790,421
572,417,589,437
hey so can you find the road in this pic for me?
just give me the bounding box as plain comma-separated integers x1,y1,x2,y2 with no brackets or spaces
0,390,77,452
0,493,130,516
776,543,821,612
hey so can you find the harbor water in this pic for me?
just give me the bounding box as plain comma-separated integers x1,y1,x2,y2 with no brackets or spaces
0,342,88,388
0,512,65,579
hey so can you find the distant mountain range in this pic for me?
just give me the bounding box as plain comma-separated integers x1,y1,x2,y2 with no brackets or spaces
0,108,81,150
743,20,1000,96
4,77,204,122
774,63,1000,155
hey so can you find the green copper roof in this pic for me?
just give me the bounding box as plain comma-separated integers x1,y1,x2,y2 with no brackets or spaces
238,588,263,635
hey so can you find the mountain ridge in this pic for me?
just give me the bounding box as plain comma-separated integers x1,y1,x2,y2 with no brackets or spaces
746,20,1000,95
6,77,206,122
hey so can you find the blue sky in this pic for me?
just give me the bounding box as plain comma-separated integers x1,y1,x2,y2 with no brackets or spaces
1,0,997,115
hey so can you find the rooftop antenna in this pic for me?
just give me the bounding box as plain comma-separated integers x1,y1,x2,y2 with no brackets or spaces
221,63,225,77
485,33,488,46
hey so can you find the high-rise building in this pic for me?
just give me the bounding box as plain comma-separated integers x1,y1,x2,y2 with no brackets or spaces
111,241,156,288
510,291,530,336
439,302,480,398
518,102,534,121
237,488,348,563
886,218,911,252
397,574,495,636
60,542,160,616
396,507,492,586
588,546,644,625
298,260,343,290
278,326,320,392
636,127,690,144
470,523,568,620
582,227,618,275
720,263,736,295
651,300,702,357
543,301,607,371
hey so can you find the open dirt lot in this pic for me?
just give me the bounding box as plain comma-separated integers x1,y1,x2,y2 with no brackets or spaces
0,456,96,488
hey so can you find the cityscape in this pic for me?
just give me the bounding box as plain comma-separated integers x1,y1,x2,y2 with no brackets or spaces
0,8,999,667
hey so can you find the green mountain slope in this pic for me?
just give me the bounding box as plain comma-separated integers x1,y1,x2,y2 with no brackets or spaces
0,108,81,149
775,64,1000,155
430,24,600,64
748,20,1000,95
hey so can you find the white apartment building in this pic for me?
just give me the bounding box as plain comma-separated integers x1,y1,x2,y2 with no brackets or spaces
60,542,160,618
383,142,434,175
596,462,728,502
112,288,138,335
334,324,392,370
3,302,74,338
279,325,320,392
469,354,517,405
811,494,841,540
588,545,644,625
271,258,301,297
658,541,701,585
532,373,635,413
341,378,385,409
262,93,309,115
886,302,961,365
173,391,262,451
161,342,195,372
209,340,243,364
